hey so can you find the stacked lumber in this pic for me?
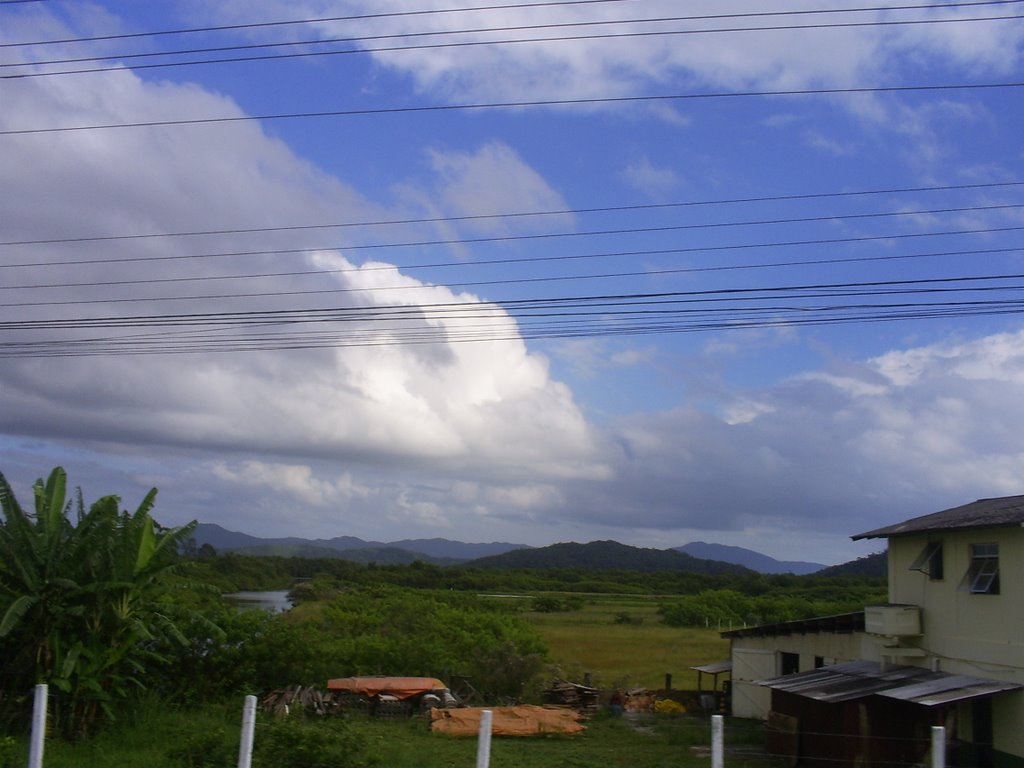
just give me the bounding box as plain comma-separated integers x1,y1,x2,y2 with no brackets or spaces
543,679,600,713
430,705,585,736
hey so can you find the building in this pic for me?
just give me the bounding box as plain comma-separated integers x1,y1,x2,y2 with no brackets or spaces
723,496,1024,768
723,611,866,720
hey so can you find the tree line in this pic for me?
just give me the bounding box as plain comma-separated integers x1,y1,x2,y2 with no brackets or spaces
185,548,885,601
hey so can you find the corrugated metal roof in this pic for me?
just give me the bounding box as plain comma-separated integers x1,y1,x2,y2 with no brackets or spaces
853,495,1024,539
758,661,1022,707
878,675,1023,707
691,660,732,675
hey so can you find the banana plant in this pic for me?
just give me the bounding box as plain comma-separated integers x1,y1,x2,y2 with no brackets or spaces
0,467,208,737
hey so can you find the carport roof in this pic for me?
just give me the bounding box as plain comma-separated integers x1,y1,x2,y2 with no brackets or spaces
758,660,1021,707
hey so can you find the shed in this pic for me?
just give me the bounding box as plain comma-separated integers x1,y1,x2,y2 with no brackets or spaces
758,661,1023,768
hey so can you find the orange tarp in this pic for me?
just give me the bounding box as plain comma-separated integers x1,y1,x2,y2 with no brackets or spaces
326,676,447,700
429,705,585,737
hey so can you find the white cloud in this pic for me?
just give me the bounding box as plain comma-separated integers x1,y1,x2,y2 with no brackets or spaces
553,339,658,380
623,156,681,197
199,1,1024,112
425,142,573,234
722,398,775,425
566,329,1024,543
795,372,889,398
212,461,368,506
0,24,605,488
609,347,656,368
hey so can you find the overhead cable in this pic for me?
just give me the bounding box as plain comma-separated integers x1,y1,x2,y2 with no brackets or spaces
4,12,1022,79
3,202,1022,272
7,1,1021,72
5,81,1023,136
3,179,1021,248
6,0,1015,48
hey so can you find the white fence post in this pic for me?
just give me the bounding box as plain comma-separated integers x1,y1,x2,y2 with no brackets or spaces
711,714,724,768
476,709,493,768
932,726,946,768
28,684,47,768
237,694,258,768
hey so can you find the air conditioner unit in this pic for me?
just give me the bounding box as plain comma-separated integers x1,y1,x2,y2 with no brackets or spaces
865,604,921,636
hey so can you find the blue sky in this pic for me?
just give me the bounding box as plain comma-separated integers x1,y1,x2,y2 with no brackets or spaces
2,0,1024,565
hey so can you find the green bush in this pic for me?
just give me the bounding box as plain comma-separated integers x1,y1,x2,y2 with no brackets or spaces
254,715,374,768
0,736,19,768
166,726,236,768
159,586,548,703
532,596,565,612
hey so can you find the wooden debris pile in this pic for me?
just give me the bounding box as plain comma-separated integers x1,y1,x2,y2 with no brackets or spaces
261,685,331,716
543,679,599,713
622,689,657,712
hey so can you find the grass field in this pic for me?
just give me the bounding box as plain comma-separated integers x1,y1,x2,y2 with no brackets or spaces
521,594,731,691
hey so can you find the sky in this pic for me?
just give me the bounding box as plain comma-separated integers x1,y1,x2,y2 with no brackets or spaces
2,0,1024,566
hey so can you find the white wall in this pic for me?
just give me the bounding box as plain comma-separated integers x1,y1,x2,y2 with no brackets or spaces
729,632,866,720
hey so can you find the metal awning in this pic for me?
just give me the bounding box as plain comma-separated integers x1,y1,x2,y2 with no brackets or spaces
877,674,1023,707
758,660,1021,707
692,660,732,694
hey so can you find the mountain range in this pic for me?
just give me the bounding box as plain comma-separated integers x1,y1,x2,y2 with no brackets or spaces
674,541,826,575
191,523,853,574
192,523,527,564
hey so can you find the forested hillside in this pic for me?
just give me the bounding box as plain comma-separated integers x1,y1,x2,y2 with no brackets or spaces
467,539,750,574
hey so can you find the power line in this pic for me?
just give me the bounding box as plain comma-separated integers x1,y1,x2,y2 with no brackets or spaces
1,0,646,47
8,226,1024,308
5,12,1021,79
7,245,1024,307
6,276,1024,356
5,81,1022,136
3,180,1020,248
7,2,1019,71
3,201,1021,273
7,272,1024,329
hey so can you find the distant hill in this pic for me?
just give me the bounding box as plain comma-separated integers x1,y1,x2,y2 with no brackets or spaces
191,523,528,563
386,538,528,561
675,541,826,575
219,543,464,565
467,540,751,574
190,523,872,576
815,550,888,577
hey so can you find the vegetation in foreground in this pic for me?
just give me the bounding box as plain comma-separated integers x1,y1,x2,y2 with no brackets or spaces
28,698,766,768
0,465,883,766
0,468,210,738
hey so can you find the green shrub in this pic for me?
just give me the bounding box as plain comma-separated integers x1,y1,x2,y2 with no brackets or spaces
0,736,19,768
166,726,236,768
532,596,565,612
254,716,374,768
612,612,642,625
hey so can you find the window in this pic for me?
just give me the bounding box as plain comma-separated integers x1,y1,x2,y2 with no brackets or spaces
963,543,999,595
910,540,944,580
780,652,800,675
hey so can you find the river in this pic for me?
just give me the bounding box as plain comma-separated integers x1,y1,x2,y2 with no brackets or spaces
223,589,293,613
